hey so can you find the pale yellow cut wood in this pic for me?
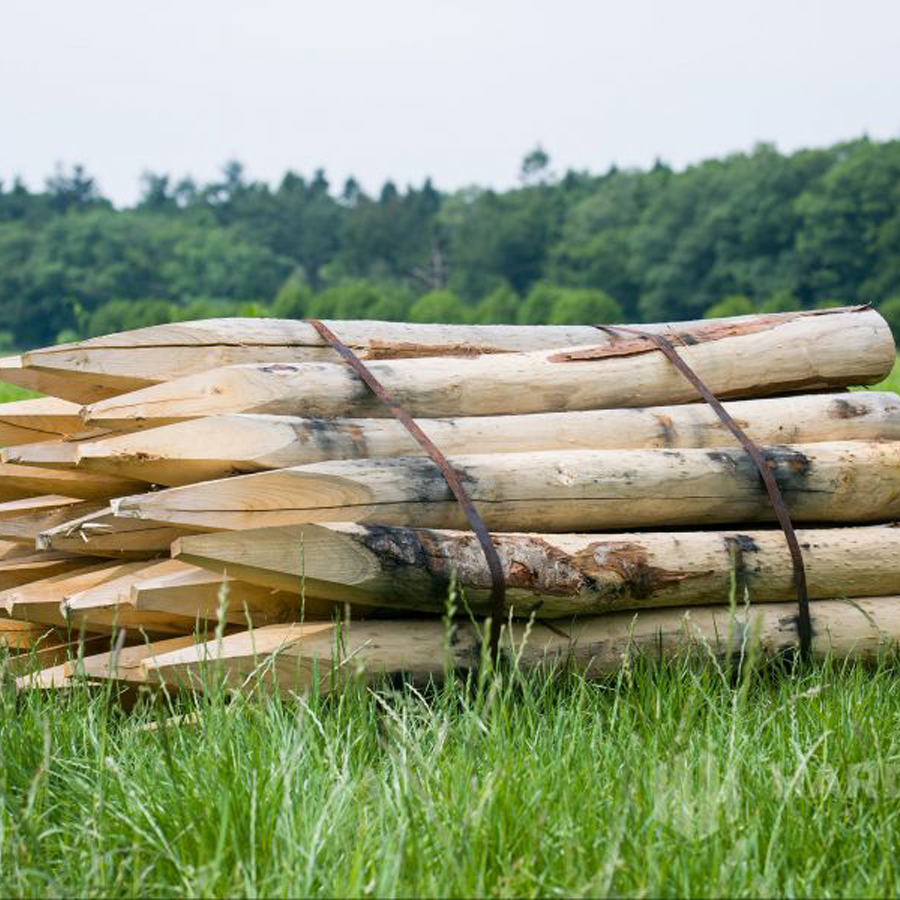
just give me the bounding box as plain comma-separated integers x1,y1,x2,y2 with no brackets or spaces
61,560,202,634
15,635,194,689
37,506,195,557
0,461,144,501
0,499,106,544
0,539,52,560
0,618,62,651
0,551,105,595
82,308,895,427
68,392,900,486
15,662,72,690
130,565,325,623
0,560,135,625
0,356,124,405
13,315,792,403
0,495,83,520
127,441,900,533
0,396,95,444
142,597,900,694
170,522,900,616
67,635,199,683
2,441,81,469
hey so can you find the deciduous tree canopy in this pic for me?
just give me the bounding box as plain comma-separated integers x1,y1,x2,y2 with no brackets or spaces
1,138,899,347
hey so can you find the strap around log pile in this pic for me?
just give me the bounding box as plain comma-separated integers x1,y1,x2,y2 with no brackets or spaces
307,319,507,663
598,324,812,661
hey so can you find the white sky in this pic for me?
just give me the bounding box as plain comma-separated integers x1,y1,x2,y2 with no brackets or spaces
3,0,899,206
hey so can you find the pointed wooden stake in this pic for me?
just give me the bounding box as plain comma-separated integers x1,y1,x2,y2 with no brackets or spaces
120,441,900,533
83,309,894,427
63,392,900,486
37,507,195,557
142,596,900,694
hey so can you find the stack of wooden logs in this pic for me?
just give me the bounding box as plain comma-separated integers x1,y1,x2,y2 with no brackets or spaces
5,305,900,695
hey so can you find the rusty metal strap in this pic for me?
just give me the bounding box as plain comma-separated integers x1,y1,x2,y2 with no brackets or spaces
598,324,812,660
307,319,507,662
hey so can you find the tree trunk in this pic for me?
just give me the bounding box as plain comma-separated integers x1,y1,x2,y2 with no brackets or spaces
38,391,900,487
119,440,900,532
83,308,894,427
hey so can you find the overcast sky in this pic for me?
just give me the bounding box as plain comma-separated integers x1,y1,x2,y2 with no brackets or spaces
3,0,899,206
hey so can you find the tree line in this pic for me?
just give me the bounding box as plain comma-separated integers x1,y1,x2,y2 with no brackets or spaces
1,137,899,349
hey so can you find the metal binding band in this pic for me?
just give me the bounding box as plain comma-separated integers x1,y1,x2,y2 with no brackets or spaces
307,319,507,662
598,324,812,660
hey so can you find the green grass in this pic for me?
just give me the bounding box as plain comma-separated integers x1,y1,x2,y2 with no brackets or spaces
3,657,900,897
0,383,40,403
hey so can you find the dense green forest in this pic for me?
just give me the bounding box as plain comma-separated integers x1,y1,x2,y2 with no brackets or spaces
2,137,899,349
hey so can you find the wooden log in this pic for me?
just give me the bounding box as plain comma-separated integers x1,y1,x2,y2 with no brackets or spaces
37,507,195,558
0,561,140,625
2,440,81,470
69,635,199,683
0,396,100,445
60,392,900,487
0,619,62,651
0,551,106,595
0,462,144,501
123,441,900,533
0,539,56,560
82,308,895,427
0,499,107,544
141,597,900,694
0,356,115,406
129,565,324,623
15,635,194,689
171,523,900,616
8,314,801,403
0,495,83,521
4,633,111,678
60,559,316,632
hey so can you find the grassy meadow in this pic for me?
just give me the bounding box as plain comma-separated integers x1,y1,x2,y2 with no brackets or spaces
1,356,900,897
4,656,900,897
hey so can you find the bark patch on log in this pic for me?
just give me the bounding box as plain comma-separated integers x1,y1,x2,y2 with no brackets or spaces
828,398,875,419
546,306,865,363
574,541,698,600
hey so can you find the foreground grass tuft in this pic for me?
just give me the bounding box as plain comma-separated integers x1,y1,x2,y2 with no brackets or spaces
2,656,900,897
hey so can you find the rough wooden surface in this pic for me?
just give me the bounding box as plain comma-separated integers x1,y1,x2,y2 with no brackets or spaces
37,507,195,558
0,499,107,545
141,597,900,694
7,312,831,403
170,523,900,616
124,441,900,532
0,462,144,501
82,308,895,427
0,551,106,595
0,561,140,626
51,392,900,486
0,396,98,445
129,566,328,623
